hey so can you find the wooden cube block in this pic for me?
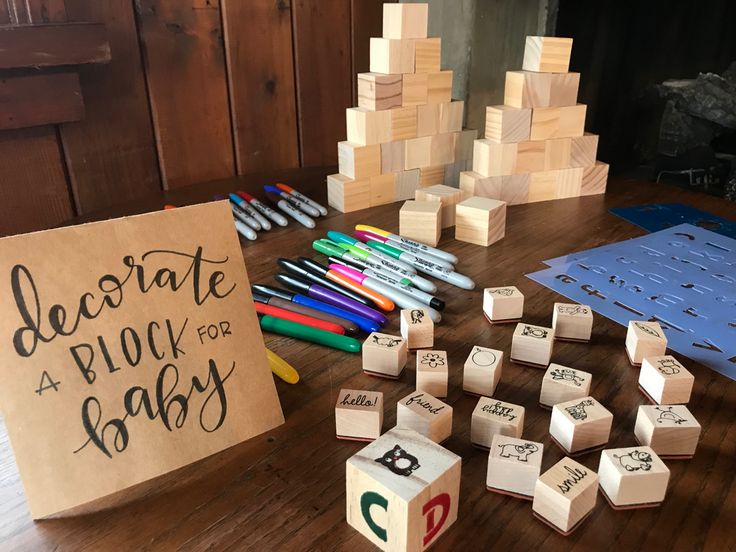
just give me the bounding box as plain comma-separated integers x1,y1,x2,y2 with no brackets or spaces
532,457,598,535
527,169,558,203
427,70,453,104
338,141,382,179
346,427,459,551
358,72,403,111
416,103,440,137
400,200,441,246
382,3,428,39
370,173,396,207
389,105,418,141
581,161,608,195
485,105,531,143
454,128,477,161
455,196,506,247
510,323,554,367
482,286,524,323
486,434,543,499
415,184,462,228
638,355,694,405
539,363,592,409
459,171,530,205
598,446,669,509
395,168,422,201
544,137,572,170
439,101,463,133
419,165,446,186
416,350,448,398
549,72,580,105
414,37,441,73
463,345,503,397
429,133,455,166
625,321,667,366
522,36,573,73
443,160,465,187
397,391,453,443
472,139,516,177
504,71,580,108
402,72,428,106
634,404,701,458
556,166,584,198
471,397,524,449
529,104,587,140
552,302,593,342
347,107,392,145
570,133,599,168
400,308,435,349
550,396,613,455
514,140,546,173
405,136,432,169
327,173,370,213
335,389,384,441
362,332,408,379
380,140,405,174
370,37,415,75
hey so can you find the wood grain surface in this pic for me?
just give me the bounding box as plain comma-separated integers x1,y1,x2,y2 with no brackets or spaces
0,168,734,551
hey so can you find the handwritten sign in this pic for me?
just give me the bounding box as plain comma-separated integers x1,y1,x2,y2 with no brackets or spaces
0,202,284,518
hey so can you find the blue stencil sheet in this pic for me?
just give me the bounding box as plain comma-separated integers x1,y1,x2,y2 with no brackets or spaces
610,203,736,240
527,224,736,380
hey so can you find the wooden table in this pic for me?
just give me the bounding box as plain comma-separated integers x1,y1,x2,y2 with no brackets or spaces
1,167,735,550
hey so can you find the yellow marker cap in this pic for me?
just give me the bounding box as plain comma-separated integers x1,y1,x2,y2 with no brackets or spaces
266,348,300,384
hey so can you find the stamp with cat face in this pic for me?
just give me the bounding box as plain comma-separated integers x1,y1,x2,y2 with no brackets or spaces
598,446,670,509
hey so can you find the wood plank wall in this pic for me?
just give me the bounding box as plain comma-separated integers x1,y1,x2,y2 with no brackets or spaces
0,0,390,236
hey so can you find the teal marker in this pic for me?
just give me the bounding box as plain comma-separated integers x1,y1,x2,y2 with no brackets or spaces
326,231,416,274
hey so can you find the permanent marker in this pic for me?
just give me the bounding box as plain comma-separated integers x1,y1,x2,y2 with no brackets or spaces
355,224,459,265
236,191,288,227
354,230,454,270
254,301,345,334
265,191,315,228
214,194,261,232
327,231,415,273
253,290,359,335
266,349,300,384
264,185,320,217
275,183,327,216
229,192,271,230
277,258,376,308
258,314,361,353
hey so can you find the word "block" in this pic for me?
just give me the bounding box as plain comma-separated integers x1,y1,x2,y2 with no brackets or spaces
510,323,555,368
470,397,524,449
598,446,670,509
416,350,448,398
362,332,408,379
335,389,384,441
638,355,694,405
397,391,453,444
552,302,593,342
399,200,441,247
454,196,507,247
550,396,613,455
486,434,543,500
400,308,434,349
482,286,524,324
463,345,503,397
625,320,667,366
634,404,701,459
539,363,592,409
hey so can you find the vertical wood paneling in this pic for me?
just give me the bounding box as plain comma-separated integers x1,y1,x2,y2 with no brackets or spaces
135,0,235,189
222,0,299,173
350,0,389,104
60,0,161,213
28,0,67,22
292,0,352,166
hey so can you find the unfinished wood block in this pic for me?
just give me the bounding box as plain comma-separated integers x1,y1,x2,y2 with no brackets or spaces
625,321,667,366
549,71,581,105
327,173,370,213
370,173,396,207
338,141,382,179
395,168,422,200
459,171,530,205
405,136,432,169
528,168,585,203
530,104,587,140
400,200,441,246
463,346,503,397
550,396,613,455
570,133,599,167
638,355,694,405
634,405,700,458
370,37,415,75
429,133,455,166
455,196,506,247
532,457,598,535
336,389,384,441
556,167,584,198
362,332,408,379
482,286,524,324
454,128,477,161
471,397,524,449
397,391,453,443
487,434,543,500
515,140,546,173
358,72,403,111
389,105,418,141
402,72,429,106
414,37,441,73
544,137,572,170
382,3,428,39
581,161,608,195
511,323,554,367
485,105,531,143
346,427,459,551
415,184,462,228
504,71,580,108
443,160,465,187
472,139,516,177
552,302,593,342
439,101,463,133
523,36,573,73
416,350,448,398
381,140,405,173
598,446,669,509
419,165,446,186
416,103,441,137
539,364,592,409
427,70,453,104
400,308,434,349
347,107,392,145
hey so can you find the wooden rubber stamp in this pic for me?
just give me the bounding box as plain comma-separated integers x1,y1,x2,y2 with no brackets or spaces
400,308,434,350
598,446,670,510
486,434,543,500
551,302,593,342
416,350,448,398
482,286,524,324
346,427,460,551
532,457,598,536
539,363,592,409
335,389,384,441
470,397,524,449
463,345,503,397
625,320,667,366
638,355,694,405
396,391,453,444
549,396,613,456
510,322,554,368
634,404,700,459
362,332,408,379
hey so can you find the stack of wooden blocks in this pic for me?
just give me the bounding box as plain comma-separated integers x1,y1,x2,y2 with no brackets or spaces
327,3,476,214
459,36,609,205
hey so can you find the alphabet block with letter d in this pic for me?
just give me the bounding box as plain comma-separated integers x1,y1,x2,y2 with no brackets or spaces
346,427,461,551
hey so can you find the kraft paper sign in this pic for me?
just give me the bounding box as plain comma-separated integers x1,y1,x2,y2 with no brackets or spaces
0,201,284,518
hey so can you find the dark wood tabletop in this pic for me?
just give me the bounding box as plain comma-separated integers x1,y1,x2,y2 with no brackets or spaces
1,167,735,551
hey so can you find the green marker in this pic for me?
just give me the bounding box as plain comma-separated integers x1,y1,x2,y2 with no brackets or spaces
258,314,361,353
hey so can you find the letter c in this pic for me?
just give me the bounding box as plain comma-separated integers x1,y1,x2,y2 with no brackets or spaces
360,491,388,542
423,493,450,546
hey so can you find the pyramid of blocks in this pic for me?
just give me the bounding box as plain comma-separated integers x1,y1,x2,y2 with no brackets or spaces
327,3,476,214
459,36,609,205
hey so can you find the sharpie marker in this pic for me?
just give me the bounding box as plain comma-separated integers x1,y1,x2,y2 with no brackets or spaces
229,192,271,230
164,204,178,210
264,185,320,217
237,191,288,227
215,194,261,232
356,224,459,265
265,191,315,228
275,183,327,216
355,230,454,271
258,314,361,353
327,231,416,274
253,290,359,335
266,349,300,384
254,301,345,334
277,258,376,308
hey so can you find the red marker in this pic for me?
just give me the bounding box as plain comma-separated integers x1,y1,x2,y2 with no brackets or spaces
236,191,288,227
254,302,345,334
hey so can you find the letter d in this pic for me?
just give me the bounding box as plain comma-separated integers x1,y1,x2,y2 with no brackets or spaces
422,492,450,546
